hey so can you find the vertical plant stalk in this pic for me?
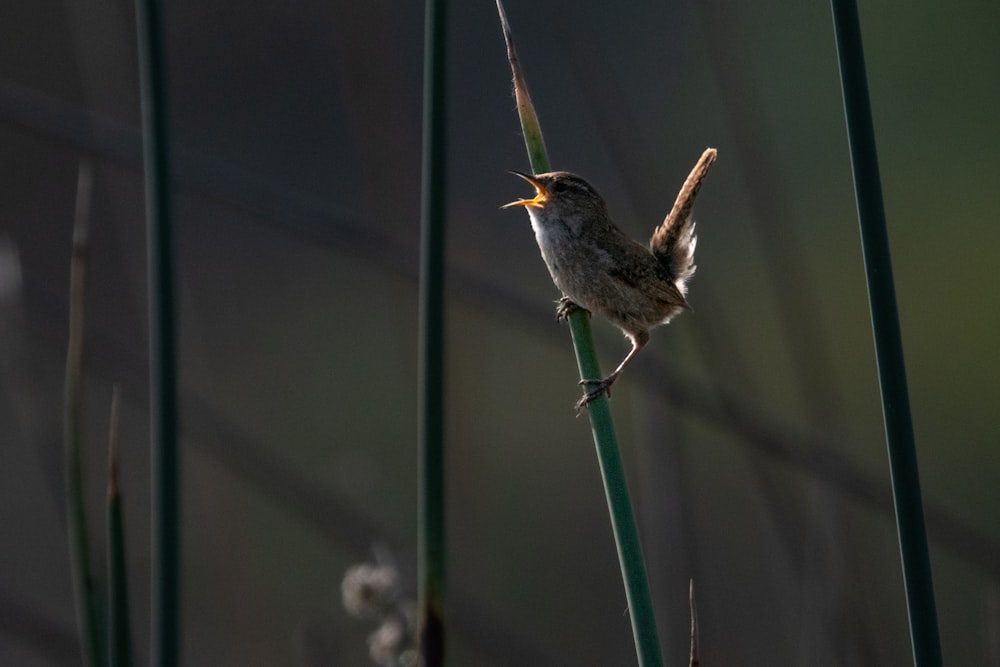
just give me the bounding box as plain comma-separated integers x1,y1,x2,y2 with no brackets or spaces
829,2,942,665
134,0,181,664
496,3,664,665
688,580,699,667
108,385,134,667
65,160,106,667
418,0,448,664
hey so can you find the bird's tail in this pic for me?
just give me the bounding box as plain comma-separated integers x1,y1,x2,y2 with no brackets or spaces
649,148,717,291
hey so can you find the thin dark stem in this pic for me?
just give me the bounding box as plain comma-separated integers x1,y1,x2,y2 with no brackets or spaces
65,160,105,667
134,0,180,664
107,385,134,667
418,0,448,665
688,580,699,667
830,2,942,665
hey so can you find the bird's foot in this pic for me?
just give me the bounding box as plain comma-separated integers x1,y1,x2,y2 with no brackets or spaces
574,376,616,413
556,296,587,322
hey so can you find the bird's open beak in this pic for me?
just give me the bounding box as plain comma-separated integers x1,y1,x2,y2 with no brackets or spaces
502,170,548,208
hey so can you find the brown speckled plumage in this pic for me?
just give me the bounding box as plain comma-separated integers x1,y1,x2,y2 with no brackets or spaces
504,148,717,408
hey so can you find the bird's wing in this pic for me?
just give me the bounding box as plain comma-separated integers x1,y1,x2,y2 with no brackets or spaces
607,263,688,306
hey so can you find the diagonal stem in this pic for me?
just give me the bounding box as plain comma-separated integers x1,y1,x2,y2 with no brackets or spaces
830,1,942,665
496,3,664,664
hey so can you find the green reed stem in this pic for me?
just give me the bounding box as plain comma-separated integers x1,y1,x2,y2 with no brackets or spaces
496,3,664,664
830,2,942,665
65,161,106,667
418,0,448,664
567,316,664,667
134,0,181,664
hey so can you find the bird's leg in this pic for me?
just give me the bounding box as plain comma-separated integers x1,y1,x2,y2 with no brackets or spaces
575,330,650,411
555,296,587,322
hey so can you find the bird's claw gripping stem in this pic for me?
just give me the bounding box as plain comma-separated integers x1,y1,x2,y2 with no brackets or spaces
556,296,586,322
574,376,615,413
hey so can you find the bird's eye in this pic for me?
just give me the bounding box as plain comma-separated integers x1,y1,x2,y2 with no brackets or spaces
552,182,568,193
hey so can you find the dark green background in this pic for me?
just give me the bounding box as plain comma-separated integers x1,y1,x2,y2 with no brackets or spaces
1,0,997,664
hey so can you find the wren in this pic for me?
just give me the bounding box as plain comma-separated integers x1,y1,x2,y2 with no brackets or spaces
503,148,717,409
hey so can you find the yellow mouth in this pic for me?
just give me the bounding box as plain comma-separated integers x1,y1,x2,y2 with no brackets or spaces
502,170,548,208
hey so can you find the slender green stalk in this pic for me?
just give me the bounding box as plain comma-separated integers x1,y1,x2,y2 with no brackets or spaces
65,161,106,667
829,2,942,665
418,0,448,664
107,385,134,667
134,0,181,664
569,319,664,666
496,4,664,665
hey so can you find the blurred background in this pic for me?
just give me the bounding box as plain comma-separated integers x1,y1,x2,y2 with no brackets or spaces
1,0,998,665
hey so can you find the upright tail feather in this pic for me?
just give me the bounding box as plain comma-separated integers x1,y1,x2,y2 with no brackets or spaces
649,148,717,291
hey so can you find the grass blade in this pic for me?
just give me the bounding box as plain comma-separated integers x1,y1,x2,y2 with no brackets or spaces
496,3,664,664
829,1,942,665
688,580,699,667
418,0,449,664
107,385,134,667
65,160,106,667
134,0,181,664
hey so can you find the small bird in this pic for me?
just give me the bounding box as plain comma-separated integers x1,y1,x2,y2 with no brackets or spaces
503,148,717,409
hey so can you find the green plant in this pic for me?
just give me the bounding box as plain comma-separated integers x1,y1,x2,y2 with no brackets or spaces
495,3,666,664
